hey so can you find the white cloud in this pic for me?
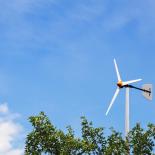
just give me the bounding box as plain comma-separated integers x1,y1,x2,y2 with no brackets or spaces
0,103,9,114
4,149,23,155
0,103,23,155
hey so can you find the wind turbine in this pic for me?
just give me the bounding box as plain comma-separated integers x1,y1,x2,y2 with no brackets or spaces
106,59,152,136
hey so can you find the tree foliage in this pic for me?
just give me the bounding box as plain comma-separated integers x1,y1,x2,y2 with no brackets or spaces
25,112,155,155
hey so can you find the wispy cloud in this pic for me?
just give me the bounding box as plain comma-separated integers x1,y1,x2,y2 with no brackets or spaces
69,0,105,22
102,0,155,34
0,103,23,155
1,0,155,46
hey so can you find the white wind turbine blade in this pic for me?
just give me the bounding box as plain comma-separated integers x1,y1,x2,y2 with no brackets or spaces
122,79,142,86
114,59,121,81
106,88,120,115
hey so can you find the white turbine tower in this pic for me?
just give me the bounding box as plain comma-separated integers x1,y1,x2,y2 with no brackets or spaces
106,59,152,136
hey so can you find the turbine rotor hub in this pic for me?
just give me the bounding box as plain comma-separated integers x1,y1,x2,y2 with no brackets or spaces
117,81,123,88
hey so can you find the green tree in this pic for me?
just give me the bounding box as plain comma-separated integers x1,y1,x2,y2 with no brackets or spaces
128,123,155,155
25,112,155,155
105,128,128,155
25,112,84,155
80,116,106,154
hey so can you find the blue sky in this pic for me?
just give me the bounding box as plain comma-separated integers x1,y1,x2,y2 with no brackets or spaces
0,0,155,154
